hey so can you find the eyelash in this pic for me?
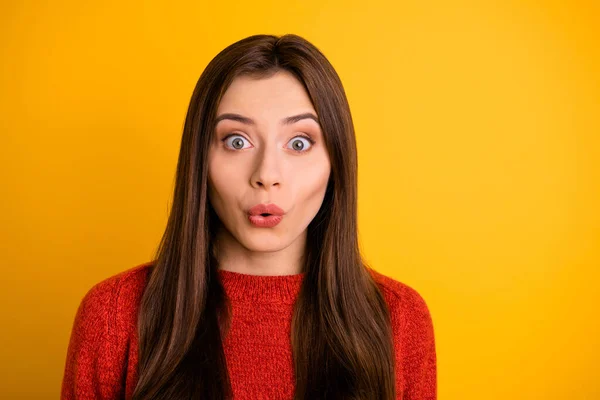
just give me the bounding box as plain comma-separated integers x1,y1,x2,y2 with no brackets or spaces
221,133,316,152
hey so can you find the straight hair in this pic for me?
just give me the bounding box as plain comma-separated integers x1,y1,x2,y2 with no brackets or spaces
132,33,396,400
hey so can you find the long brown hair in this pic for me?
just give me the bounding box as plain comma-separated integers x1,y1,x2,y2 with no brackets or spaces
132,34,396,400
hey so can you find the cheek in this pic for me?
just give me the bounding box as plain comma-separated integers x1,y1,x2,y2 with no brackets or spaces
209,148,245,186
297,159,331,203
207,154,238,211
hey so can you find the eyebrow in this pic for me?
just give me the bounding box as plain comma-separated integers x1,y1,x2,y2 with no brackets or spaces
214,112,320,126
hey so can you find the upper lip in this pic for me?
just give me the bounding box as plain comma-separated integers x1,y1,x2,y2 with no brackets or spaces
248,203,285,216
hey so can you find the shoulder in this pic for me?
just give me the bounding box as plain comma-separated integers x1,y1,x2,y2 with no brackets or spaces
367,267,436,352
367,267,437,396
80,261,153,310
367,267,433,321
62,262,154,398
74,261,154,339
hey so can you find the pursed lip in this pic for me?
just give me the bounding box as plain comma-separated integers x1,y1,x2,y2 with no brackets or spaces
248,203,285,216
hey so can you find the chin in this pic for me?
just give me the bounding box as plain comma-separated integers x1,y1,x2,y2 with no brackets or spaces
241,233,287,252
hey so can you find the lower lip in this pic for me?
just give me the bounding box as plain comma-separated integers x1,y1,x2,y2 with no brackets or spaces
248,214,283,228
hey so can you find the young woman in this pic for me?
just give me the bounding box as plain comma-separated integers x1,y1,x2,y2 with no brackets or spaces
61,34,436,400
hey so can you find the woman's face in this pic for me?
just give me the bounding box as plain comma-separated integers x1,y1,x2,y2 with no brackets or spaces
207,70,331,254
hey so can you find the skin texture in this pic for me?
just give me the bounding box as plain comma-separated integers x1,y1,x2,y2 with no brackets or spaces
207,70,331,276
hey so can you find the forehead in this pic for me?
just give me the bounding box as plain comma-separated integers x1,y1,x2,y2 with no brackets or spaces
216,71,316,119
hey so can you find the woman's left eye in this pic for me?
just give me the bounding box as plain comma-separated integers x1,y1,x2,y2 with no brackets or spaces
287,136,314,152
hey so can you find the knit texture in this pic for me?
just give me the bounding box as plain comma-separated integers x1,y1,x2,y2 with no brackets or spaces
61,262,436,399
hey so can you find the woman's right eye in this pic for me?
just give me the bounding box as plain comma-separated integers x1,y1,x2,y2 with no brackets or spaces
223,134,251,150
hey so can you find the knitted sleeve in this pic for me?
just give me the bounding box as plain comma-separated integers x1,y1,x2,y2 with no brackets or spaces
395,285,437,400
61,275,128,399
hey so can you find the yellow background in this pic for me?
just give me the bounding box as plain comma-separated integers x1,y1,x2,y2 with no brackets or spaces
1,0,598,398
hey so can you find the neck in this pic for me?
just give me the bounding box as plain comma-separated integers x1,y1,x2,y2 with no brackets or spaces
213,223,307,276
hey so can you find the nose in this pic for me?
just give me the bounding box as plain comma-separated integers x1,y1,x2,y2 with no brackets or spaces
250,141,282,190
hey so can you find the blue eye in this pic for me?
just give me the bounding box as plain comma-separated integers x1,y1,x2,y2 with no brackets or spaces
222,134,315,152
224,135,250,150
287,136,314,152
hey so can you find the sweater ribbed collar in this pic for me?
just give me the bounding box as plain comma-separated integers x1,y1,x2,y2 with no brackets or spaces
216,268,306,305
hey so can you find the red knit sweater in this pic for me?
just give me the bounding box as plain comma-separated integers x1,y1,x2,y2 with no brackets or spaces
61,262,436,399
